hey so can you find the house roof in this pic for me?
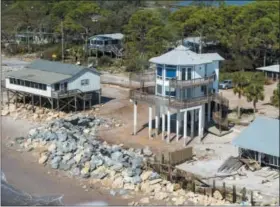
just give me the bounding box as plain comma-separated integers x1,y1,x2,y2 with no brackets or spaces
232,117,280,157
89,33,124,40
26,59,86,76
149,45,224,65
256,65,279,73
5,59,100,84
6,69,71,85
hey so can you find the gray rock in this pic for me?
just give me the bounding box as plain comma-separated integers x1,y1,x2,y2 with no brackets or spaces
111,162,123,172
131,157,143,169
91,158,103,167
59,162,71,171
111,151,123,161
51,162,59,169
135,148,142,154
111,145,121,152
56,132,68,142
131,176,142,184
110,190,117,196
143,147,153,157
126,168,136,177
91,172,108,179
103,157,113,167
149,172,160,180
67,158,76,168
123,176,132,183
71,167,80,176
29,128,38,138
44,131,58,141
118,189,128,196
14,137,25,144
135,168,142,176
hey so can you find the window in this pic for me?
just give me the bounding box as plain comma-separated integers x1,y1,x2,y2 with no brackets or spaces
165,86,176,97
201,85,206,93
157,65,163,78
9,78,15,84
112,39,118,44
81,79,89,86
16,79,20,85
157,84,162,95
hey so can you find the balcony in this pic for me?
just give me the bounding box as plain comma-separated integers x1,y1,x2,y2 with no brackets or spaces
130,86,214,110
169,74,215,88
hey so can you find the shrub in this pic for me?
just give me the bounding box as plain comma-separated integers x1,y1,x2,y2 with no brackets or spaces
42,46,62,61
98,56,113,67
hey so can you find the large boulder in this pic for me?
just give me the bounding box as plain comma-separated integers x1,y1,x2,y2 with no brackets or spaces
111,151,123,161
50,156,61,169
56,131,68,142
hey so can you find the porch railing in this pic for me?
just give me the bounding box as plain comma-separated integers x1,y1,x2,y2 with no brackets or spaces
130,86,214,109
169,74,216,88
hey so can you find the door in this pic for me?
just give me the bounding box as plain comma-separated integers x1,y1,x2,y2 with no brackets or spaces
182,68,186,80
187,68,192,80
63,82,68,92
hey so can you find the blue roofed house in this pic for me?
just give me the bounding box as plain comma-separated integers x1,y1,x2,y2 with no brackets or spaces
232,117,280,168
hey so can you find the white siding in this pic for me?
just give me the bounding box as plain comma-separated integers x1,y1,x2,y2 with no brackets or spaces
68,71,100,92
5,78,52,97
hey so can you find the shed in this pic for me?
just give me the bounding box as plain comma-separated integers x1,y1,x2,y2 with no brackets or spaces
232,117,280,168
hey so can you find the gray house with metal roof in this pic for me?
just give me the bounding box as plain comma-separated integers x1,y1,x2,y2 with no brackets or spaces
256,64,279,81
232,117,280,168
5,59,101,111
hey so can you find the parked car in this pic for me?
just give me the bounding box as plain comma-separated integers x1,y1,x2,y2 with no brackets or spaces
219,80,233,90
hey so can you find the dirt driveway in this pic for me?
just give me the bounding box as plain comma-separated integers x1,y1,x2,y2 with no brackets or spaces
219,82,279,118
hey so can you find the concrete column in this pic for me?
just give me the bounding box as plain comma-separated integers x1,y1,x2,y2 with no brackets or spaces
191,110,194,138
208,102,211,122
148,106,152,139
155,107,159,137
133,102,137,135
199,105,204,137
183,110,187,145
176,111,180,141
162,113,165,140
167,109,171,143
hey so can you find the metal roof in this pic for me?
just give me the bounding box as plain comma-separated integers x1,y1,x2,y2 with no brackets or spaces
27,59,86,76
89,33,124,40
232,117,280,157
6,69,71,85
256,65,279,73
149,45,224,65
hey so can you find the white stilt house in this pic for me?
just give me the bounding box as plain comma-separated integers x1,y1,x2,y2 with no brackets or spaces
130,45,228,145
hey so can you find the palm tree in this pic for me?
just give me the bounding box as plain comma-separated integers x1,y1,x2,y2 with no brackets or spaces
244,83,265,116
271,84,279,107
232,72,249,119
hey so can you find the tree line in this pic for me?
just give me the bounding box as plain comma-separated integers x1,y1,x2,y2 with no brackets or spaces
1,0,279,72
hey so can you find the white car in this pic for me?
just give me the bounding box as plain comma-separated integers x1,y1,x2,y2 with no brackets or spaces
219,80,233,90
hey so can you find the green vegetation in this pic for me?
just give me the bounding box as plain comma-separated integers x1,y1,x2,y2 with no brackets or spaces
232,72,250,119
1,1,279,72
244,83,265,116
271,84,280,107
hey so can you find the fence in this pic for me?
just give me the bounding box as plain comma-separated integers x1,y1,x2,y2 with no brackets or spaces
145,154,257,205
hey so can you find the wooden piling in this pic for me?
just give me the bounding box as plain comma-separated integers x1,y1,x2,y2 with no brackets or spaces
223,182,226,199
232,185,236,203
242,187,246,202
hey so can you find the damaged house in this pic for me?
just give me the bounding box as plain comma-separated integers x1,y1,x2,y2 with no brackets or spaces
232,117,280,168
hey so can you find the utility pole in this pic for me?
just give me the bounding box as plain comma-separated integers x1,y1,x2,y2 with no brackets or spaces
27,27,30,53
61,20,64,62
